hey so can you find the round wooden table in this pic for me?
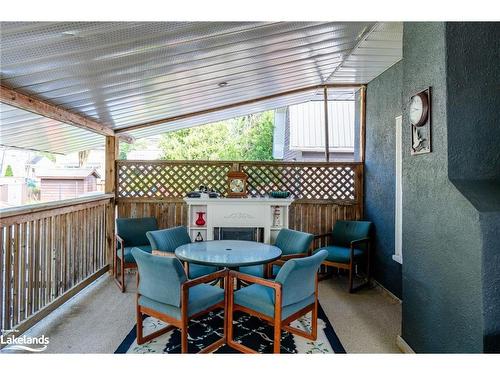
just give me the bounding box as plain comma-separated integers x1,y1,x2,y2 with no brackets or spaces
175,240,282,269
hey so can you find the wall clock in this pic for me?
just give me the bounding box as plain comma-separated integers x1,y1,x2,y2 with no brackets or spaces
226,170,248,198
410,88,432,155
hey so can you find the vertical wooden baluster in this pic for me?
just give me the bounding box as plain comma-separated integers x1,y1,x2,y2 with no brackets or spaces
46,216,52,304
67,212,71,287
80,209,84,278
27,220,34,316
12,224,20,327
70,211,75,286
53,215,58,299
0,226,4,331
19,222,27,322
4,226,12,330
59,214,68,292
99,204,104,268
83,208,87,278
76,210,80,283
89,207,94,273
40,218,46,309
33,219,40,314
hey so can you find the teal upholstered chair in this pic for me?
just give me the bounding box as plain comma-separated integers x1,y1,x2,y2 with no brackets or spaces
114,217,158,292
239,228,314,278
314,220,372,293
131,247,226,353
146,226,217,279
227,250,328,353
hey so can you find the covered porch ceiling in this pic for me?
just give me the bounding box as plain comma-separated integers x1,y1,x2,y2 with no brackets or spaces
0,22,402,154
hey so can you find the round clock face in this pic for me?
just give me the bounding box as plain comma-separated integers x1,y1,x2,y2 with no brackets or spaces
409,92,429,127
230,179,244,193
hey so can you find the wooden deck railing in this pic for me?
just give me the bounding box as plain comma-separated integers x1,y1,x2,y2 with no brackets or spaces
0,194,113,335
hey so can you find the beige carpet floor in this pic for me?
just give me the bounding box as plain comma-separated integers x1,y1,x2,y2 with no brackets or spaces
7,272,401,354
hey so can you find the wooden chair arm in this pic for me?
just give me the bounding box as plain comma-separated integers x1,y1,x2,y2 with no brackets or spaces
152,250,176,257
115,234,125,247
350,237,370,247
228,270,281,291
182,269,228,290
280,253,308,261
314,233,332,240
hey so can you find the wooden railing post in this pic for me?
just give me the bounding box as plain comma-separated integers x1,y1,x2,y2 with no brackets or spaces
105,136,118,274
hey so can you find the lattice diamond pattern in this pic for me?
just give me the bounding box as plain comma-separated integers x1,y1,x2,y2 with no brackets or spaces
117,162,358,201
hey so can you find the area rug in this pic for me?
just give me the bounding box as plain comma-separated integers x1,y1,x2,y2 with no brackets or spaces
115,303,345,354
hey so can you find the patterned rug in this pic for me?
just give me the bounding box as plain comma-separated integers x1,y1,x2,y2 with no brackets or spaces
115,303,345,354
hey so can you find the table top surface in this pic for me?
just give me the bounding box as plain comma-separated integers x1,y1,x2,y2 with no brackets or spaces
175,240,282,268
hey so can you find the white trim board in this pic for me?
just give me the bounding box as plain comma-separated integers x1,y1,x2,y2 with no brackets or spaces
394,115,403,264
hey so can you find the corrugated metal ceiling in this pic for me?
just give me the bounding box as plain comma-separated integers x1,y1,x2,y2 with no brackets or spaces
0,22,403,153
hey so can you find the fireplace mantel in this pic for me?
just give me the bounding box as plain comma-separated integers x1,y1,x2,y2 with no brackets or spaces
184,197,294,243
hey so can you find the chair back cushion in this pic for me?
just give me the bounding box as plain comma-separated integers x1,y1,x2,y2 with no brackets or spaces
275,249,328,306
116,217,158,247
275,228,314,255
331,220,372,247
146,226,191,253
131,247,187,307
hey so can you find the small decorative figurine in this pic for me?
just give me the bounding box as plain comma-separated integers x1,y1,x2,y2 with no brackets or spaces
195,232,204,242
273,206,281,227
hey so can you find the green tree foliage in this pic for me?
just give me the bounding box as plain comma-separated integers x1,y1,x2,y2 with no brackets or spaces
119,139,149,160
4,164,14,177
159,111,274,161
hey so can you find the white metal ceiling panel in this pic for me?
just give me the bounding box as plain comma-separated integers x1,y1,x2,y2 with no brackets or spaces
0,22,402,153
327,22,403,83
0,103,103,154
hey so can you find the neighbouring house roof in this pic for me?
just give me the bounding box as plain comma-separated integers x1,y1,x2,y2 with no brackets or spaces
0,22,403,154
36,168,101,180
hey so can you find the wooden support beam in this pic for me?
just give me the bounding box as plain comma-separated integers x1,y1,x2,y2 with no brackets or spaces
323,86,330,162
105,136,118,273
115,83,366,134
359,85,367,163
0,85,114,137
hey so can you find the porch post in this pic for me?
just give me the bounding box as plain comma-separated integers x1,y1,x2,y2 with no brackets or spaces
359,85,367,163
323,86,330,162
105,136,118,274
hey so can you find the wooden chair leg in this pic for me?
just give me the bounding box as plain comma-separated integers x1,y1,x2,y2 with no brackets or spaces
311,302,318,340
273,321,281,354
227,275,234,344
120,259,126,292
136,306,144,345
181,322,188,353
348,265,354,293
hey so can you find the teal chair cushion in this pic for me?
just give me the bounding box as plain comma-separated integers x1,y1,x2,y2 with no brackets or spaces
315,245,363,264
146,227,216,279
331,221,372,247
189,263,218,279
116,217,158,247
131,247,187,307
239,229,313,278
275,250,328,306
117,245,152,263
238,265,265,278
138,284,224,320
234,284,315,320
146,226,191,252
275,229,314,256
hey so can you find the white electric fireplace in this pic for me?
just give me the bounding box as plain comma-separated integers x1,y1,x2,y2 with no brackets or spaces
184,197,294,243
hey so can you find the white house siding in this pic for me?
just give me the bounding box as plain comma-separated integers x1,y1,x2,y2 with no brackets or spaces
288,101,355,152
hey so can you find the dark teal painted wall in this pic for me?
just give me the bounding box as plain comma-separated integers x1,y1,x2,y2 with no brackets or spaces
444,22,500,353
401,22,490,353
362,21,499,353
365,61,403,298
